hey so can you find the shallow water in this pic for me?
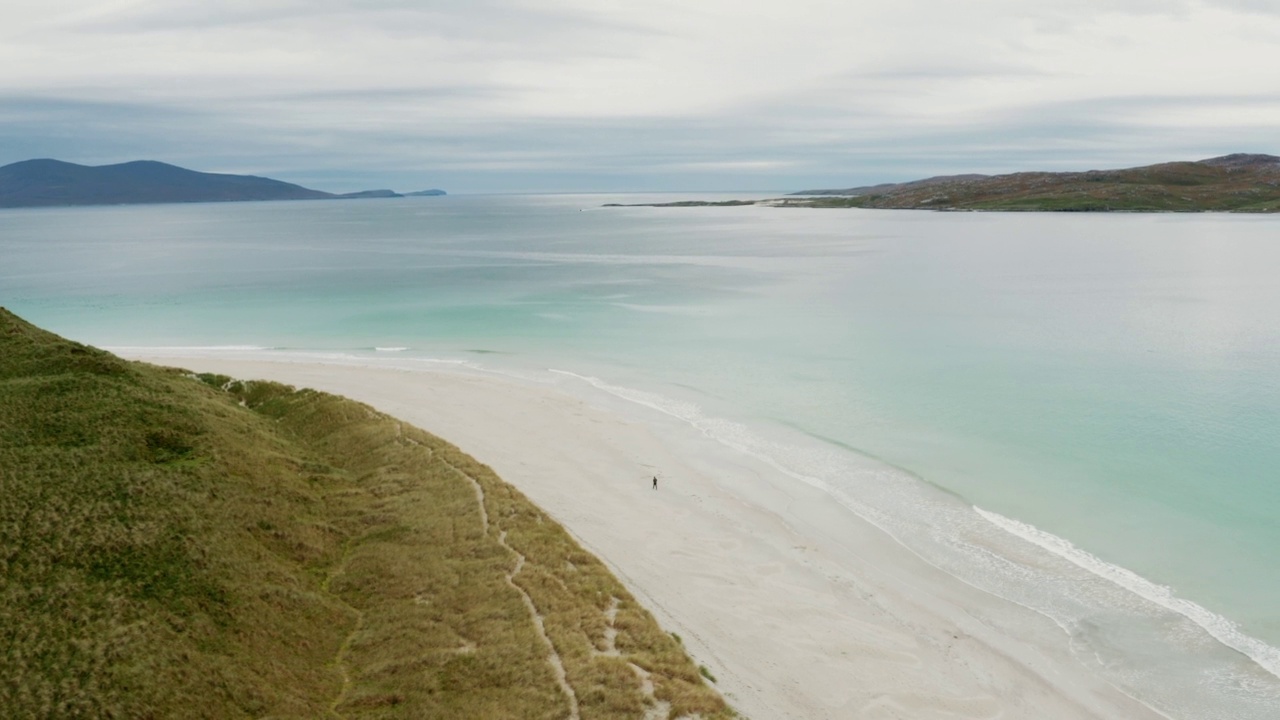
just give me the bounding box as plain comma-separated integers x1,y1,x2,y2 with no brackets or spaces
4,196,1279,717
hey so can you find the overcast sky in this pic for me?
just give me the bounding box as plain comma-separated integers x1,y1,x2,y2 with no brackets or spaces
2,0,1278,192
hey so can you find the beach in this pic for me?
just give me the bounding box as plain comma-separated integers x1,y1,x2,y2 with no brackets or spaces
123,351,1164,720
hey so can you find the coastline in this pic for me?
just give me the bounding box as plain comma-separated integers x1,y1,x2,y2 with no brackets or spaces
119,350,1164,719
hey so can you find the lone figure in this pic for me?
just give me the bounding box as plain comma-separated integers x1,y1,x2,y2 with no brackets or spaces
652,476,658,490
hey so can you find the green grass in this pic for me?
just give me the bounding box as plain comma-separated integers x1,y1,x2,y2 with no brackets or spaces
0,308,731,719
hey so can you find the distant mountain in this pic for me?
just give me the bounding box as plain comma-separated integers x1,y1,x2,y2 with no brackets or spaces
404,189,447,196
0,159,445,208
335,189,402,199
0,159,334,208
785,154,1280,212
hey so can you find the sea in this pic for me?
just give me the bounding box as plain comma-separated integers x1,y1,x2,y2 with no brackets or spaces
3,194,1278,718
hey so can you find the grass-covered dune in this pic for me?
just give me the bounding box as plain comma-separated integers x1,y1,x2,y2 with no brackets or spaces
0,308,730,719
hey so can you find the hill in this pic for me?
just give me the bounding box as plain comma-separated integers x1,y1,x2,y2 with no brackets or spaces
0,308,730,718
0,159,338,208
786,154,1280,212
335,189,403,199
0,160,447,208
792,174,988,197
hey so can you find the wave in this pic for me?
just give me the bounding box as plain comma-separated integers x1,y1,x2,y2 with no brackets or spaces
549,369,904,534
280,351,474,368
548,367,1280,717
975,506,1280,681
103,345,275,352
610,302,717,317
110,346,491,373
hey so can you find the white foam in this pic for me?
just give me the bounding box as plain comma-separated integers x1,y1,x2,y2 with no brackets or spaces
283,352,475,369
975,506,1280,681
551,367,1280,698
550,369,702,424
549,369,902,536
610,302,717,316
104,345,274,352
116,346,487,374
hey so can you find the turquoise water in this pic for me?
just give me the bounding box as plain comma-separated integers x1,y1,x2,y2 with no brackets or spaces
4,196,1279,716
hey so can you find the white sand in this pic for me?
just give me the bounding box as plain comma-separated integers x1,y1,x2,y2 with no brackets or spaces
125,353,1163,720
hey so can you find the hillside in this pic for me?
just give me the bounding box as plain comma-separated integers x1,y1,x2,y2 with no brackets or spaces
786,154,1280,212
0,159,338,208
0,160,444,208
334,189,403,199
792,174,988,197
0,308,729,719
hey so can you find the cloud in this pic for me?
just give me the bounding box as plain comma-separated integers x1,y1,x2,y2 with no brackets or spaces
1,0,1278,191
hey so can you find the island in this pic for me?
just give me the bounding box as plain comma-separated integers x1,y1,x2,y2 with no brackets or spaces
605,154,1280,212
334,188,403,199
0,159,445,208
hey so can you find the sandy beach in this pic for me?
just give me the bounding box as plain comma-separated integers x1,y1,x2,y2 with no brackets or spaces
123,352,1164,720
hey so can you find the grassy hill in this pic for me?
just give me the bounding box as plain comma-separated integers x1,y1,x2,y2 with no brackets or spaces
785,153,1280,212
0,308,730,719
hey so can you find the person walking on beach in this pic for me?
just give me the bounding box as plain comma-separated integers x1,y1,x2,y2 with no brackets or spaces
652,476,658,490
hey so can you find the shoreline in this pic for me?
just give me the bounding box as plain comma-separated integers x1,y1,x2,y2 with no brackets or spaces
121,349,1166,719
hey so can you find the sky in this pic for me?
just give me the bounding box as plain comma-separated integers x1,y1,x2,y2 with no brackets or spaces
2,0,1279,192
